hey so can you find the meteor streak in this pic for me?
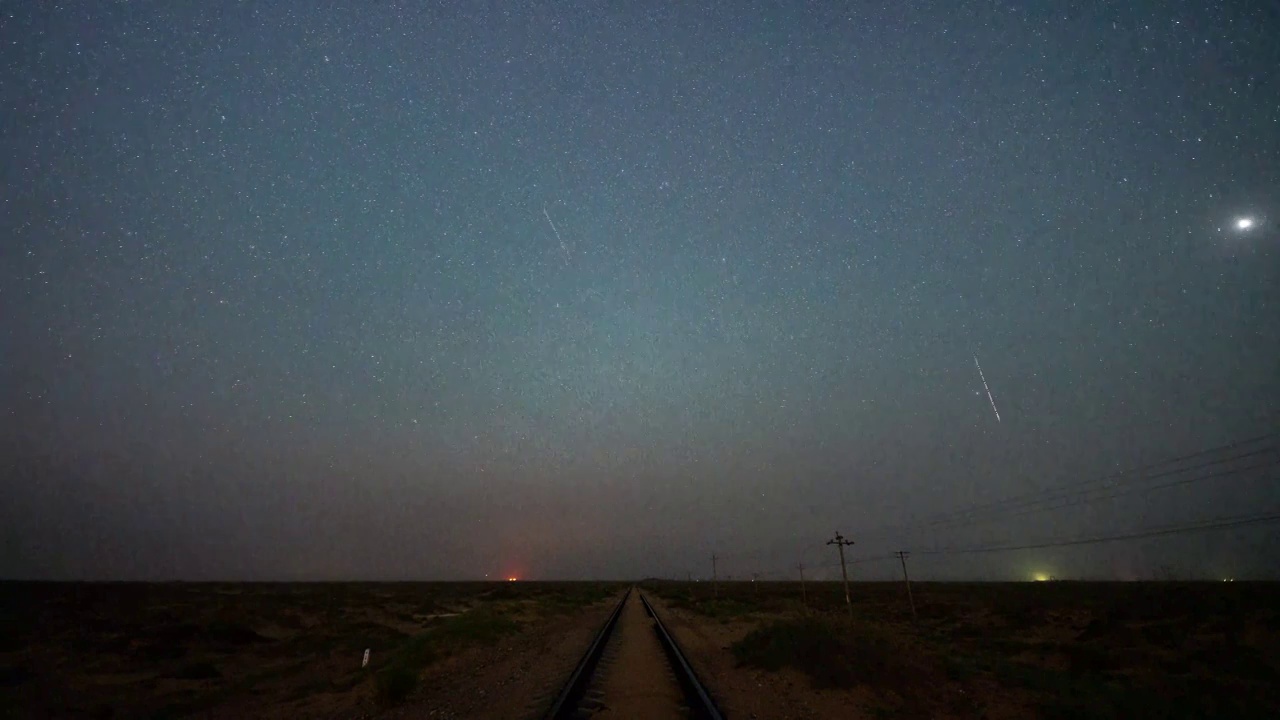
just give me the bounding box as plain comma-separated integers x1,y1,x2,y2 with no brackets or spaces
974,354,1001,423
543,204,570,263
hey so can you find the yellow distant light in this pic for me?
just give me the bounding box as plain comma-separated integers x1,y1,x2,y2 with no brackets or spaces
1032,572,1050,582
507,577,518,582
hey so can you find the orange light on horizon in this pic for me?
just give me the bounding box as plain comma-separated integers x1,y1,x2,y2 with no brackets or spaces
507,577,518,582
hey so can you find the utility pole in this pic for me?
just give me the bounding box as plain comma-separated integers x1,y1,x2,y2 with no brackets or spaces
712,553,718,599
797,562,807,608
827,531,856,617
751,572,760,594
894,551,917,621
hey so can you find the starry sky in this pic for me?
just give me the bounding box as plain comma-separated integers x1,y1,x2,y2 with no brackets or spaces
3,1,1277,581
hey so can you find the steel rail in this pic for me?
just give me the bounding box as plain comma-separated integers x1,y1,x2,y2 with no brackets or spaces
639,591,725,720
545,588,726,719
543,587,630,719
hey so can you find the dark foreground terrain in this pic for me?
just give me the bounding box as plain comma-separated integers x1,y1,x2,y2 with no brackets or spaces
0,581,620,719
645,580,1280,719
3,580,1276,719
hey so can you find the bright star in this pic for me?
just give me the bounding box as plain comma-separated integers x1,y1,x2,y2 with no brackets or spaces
1236,217,1255,231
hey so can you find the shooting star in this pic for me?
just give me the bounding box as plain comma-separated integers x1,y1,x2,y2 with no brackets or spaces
973,354,1001,423
543,204,570,263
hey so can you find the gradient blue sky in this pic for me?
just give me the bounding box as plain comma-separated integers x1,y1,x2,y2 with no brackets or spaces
3,1,1277,581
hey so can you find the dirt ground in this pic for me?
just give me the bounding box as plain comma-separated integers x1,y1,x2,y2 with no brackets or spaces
588,593,686,719
378,591,620,720
646,581,1280,719
7,581,1275,719
0,581,622,720
647,593,859,720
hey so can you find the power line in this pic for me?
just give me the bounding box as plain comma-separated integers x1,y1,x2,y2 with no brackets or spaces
804,554,897,571
739,509,1278,580
911,509,1280,556
721,443,1269,566
702,433,1279,582
862,433,1278,538
905,456,1279,535
912,438,1275,531
709,539,825,563
929,447,1277,526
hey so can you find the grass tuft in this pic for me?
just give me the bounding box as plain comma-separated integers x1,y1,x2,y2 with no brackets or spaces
732,616,913,691
374,607,522,706
374,664,419,706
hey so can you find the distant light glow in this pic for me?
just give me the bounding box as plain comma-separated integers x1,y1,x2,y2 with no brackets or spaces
507,577,518,582
1236,217,1255,231
1032,572,1050,582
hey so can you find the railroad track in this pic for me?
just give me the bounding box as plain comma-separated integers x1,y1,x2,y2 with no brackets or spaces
544,587,725,719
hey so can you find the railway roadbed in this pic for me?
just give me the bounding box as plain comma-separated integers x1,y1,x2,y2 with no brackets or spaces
379,594,623,720
547,590,723,719
640,594,838,720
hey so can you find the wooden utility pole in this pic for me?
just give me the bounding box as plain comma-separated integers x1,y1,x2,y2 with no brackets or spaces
894,551,917,621
827,531,856,617
797,562,807,607
712,553,719,599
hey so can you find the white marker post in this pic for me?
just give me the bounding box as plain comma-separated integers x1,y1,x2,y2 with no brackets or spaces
362,648,370,669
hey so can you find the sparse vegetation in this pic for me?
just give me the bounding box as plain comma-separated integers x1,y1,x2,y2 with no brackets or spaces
660,590,763,621
0,581,623,718
733,616,890,688
374,607,524,706
647,580,1280,718
374,662,419,705
730,615,937,715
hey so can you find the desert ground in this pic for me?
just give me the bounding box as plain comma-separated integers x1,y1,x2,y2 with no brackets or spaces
645,579,1280,719
2,580,1277,719
0,581,621,719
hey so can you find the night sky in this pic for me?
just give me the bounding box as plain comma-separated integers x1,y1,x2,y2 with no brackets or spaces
3,1,1277,582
